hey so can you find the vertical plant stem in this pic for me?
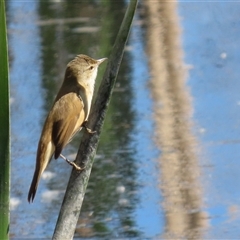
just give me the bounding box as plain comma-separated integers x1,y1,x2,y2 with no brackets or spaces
53,0,138,239
0,1,10,239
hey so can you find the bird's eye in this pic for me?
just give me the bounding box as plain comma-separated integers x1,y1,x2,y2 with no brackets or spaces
89,66,94,70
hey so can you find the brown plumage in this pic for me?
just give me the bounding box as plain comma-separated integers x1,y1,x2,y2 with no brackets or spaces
28,54,106,202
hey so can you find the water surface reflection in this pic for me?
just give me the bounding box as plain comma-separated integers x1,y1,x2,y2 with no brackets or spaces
9,1,160,238
143,1,208,238
10,0,232,238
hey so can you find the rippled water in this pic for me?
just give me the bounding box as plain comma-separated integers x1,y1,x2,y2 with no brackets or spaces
8,1,240,239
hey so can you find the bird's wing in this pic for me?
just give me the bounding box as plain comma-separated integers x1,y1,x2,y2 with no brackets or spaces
51,92,85,159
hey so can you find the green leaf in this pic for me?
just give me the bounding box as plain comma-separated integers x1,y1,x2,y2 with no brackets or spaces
0,1,10,239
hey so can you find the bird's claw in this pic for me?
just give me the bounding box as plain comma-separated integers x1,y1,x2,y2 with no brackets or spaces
60,154,84,171
82,121,96,134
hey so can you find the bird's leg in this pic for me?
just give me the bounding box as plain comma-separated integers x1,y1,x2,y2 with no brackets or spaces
59,154,84,171
82,121,96,134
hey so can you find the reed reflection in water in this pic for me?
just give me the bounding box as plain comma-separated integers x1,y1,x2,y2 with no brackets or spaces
143,1,208,238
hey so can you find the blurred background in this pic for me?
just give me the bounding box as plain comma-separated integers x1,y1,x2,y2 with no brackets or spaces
8,0,240,238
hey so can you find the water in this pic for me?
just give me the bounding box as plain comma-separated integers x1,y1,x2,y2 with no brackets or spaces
179,2,240,238
8,0,240,239
9,1,160,238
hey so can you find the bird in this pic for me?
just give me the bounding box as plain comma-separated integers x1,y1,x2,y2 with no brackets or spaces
28,54,107,202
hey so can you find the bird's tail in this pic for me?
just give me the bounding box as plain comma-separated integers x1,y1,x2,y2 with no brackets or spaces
28,141,54,203
28,168,41,203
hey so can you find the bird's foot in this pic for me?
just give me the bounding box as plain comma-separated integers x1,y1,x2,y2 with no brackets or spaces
60,154,84,171
82,121,96,134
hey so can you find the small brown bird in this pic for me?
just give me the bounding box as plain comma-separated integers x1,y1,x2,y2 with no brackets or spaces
28,54,107,202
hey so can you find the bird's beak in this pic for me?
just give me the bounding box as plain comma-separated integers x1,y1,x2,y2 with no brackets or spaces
97,58,107,65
